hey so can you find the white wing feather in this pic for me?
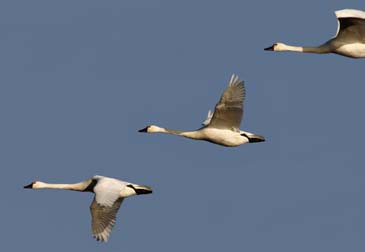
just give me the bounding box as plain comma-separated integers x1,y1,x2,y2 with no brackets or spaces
335,9,365,19
202,110,214,126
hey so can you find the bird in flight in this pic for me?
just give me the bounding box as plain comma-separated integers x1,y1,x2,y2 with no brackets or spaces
24,175,152,242
139,74,265,147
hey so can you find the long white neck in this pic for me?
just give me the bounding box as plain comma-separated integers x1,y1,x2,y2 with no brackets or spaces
179,130,204,140
279,43,331,54
149,125,203,140
33,181,90,191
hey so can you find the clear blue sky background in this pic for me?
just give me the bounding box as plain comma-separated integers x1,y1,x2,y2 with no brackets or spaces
1,0,365,251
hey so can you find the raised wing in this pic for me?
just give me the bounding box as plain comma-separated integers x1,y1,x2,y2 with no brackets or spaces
90,197,124,242
207,74,245,129
335,10,365,43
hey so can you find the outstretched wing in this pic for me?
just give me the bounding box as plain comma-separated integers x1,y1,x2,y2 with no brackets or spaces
335,10,365,43
207,74,245,129
90,176,125,242
90,197,124,242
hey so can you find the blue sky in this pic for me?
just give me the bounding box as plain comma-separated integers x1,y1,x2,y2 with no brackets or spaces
1,0,365,251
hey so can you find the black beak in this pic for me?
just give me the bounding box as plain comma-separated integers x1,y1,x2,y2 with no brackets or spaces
24,182,34,189
138,126,149,133
264,45,274,51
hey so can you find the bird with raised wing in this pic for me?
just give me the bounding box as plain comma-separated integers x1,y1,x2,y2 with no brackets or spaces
139,74,265,147
265,9,365,58
24,175,152,242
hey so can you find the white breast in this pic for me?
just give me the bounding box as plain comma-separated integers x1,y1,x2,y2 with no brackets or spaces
201,128,249,147
335,43,365,58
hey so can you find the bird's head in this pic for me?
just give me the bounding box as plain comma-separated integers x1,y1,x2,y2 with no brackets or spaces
138,125,165,133
264,42,287,51
24,181,43,189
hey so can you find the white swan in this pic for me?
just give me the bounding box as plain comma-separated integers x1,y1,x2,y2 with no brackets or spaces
24,175,152,242
138,74,265,147
265,9,365,58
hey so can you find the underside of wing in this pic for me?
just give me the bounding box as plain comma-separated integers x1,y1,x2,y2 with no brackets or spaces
335,18,365,43
334,10,365,43
90,197,124,242
207,74,245,129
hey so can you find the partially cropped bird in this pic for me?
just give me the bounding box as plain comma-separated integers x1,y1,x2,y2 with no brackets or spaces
139,74,265,147
24,175,152,242
265,9,365,58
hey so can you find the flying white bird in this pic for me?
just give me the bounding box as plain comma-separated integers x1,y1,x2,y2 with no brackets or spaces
265,9,365,58
139,74,265,147
24,175,152,242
